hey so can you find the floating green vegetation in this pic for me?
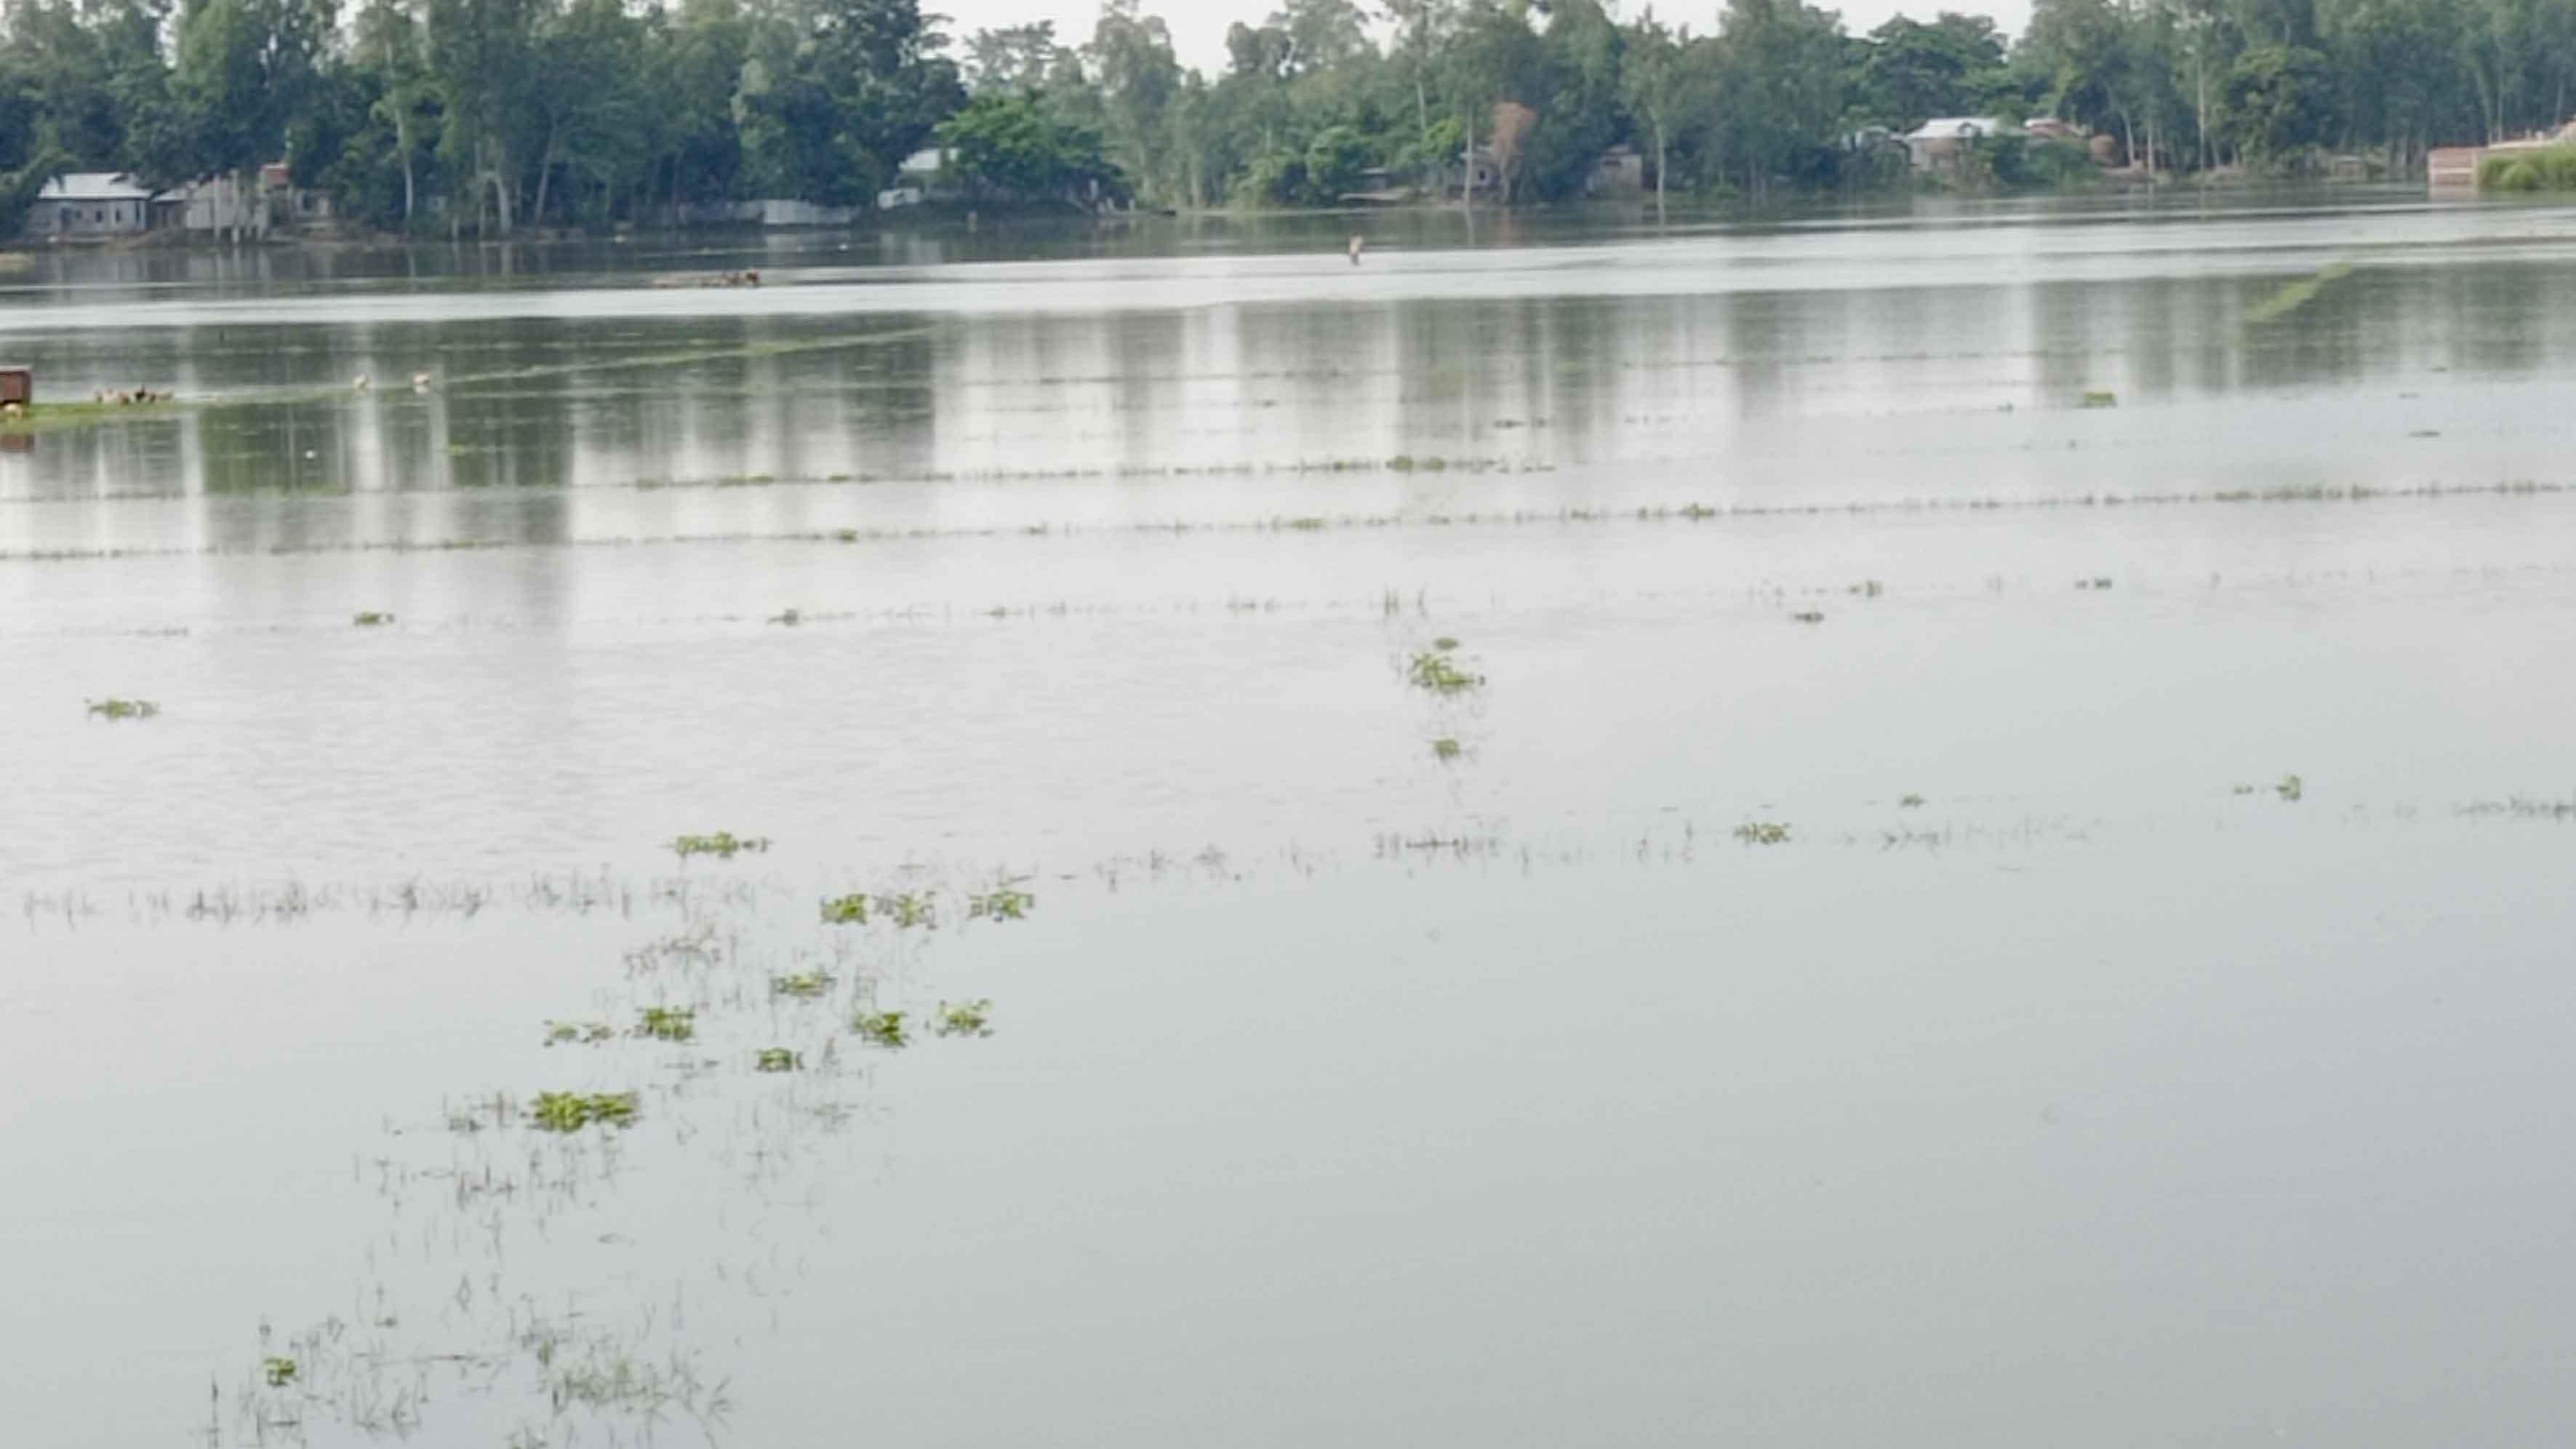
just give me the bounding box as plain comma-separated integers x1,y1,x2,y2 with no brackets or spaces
881,891,936,928
1849,580,1884,597
1679,503,1717,520
770,970,835,999
671,831,769,860
851,1010,908,1047
1432,737,1463,761
968,887,1033,922
833,529,860,543
529,1091,640,1133
755,1048,803,1074
2276,774,2305,803
1407,645,1484,694
2244,261,2354,326
263,1357,298,1389
2079,390,2119,408
1735,821,1792,845
2460,796,2576,819
0,397,192,436
353,611,395,627
1284,516,1327,531
634,1006,695,1043
2076,577,2113,590
935,999,994,1039
543,1021,616,1047
86,698,160,720
1790,610,1825,624
1900,794,1926,809
819,893,869,925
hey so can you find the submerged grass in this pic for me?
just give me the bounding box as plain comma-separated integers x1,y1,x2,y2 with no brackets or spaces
2245,261,2355,326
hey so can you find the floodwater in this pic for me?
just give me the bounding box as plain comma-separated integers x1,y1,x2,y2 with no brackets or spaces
9,191,2576,1446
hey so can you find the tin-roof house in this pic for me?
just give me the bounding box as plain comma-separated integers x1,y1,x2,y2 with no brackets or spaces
1903,117,2015,174
20,173,156,239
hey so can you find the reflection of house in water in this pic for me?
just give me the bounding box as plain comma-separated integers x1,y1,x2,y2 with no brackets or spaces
20,173,154,239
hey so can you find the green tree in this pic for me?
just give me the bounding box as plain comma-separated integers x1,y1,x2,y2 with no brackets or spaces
935,85,1123,204
2221,41,2336,159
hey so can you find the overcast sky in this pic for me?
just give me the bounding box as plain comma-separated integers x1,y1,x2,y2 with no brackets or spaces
932,1,2039,76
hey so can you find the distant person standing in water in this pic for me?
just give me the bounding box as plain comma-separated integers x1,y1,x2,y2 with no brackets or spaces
1348,235,1365,265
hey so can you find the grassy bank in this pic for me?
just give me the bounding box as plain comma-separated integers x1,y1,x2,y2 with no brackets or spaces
2481,146,2576,191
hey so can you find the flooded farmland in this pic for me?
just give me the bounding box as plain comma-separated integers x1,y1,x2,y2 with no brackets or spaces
10,194,2576,1446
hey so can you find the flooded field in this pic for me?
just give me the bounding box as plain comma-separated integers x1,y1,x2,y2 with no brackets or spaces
11,193,2576,1447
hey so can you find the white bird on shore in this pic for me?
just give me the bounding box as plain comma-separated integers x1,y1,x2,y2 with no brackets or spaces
352,375,371,392
411,372,433,391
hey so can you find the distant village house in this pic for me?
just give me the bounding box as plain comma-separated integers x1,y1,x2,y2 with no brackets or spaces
22,173,153,239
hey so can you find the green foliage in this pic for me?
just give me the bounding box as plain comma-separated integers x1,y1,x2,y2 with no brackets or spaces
2220,44,2336,161
87,698,161,719
1432,737,1463,760
851,1009,908,1047
2480,148,2576,191
544,1021,616,1046
529,1091,640,1131
634,1006,695,1042
1408,638,1484,693
353,610,394,626
935,87,1124,205
2276,773,2305,802
671,831,768,859
755,1047,802,1072
771,970,835,999
935,999,993,1037
263,1356,298,1388
819,893,870,925
1735,821,1792,845
968,887,1033,921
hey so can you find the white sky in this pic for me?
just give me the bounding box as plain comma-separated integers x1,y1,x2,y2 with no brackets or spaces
933,0,2039,75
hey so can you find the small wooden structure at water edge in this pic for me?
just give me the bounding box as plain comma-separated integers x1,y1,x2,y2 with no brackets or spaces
0,367,30,410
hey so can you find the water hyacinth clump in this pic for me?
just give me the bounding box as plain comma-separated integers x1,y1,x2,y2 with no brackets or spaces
755,1048,802,1073
770,971,835,999
1408,640,1483,694
635,1007,695,1042
672,832,769,860
544,1021,617,1047
353,611,395,626
852,1010,908,1047
1735,821,1791,845
87,698,160,720
935,1000,994,1039
968,887,1033,921
529,1091,641,1133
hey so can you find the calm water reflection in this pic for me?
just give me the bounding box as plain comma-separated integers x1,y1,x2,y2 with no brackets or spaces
10,196,2576,1449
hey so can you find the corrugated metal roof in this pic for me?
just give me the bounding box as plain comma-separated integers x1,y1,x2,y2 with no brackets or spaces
1903,118,2011,143
38,172,155,202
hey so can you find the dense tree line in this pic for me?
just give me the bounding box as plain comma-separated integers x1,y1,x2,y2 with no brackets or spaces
1,0,2569,235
